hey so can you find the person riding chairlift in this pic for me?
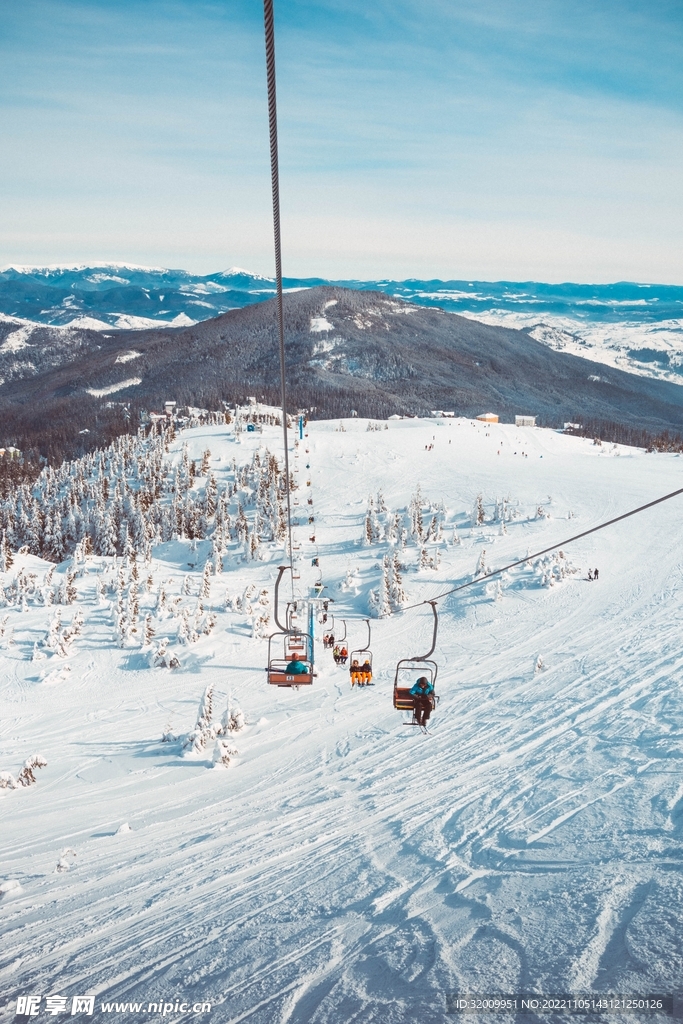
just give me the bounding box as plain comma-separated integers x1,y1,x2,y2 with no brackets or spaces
410,675,434,727
360,659,372,685
350,659,360,686
286,658,308,675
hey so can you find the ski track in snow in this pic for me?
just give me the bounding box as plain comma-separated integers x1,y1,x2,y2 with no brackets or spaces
1,417,682,1022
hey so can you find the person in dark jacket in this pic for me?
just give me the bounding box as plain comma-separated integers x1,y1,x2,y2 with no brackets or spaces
409,676,434,726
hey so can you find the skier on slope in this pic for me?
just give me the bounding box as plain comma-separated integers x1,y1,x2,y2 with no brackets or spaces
410,676,435,727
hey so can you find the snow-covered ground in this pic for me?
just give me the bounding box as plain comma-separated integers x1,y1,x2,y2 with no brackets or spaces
1,416,682,1022
456,309,683,384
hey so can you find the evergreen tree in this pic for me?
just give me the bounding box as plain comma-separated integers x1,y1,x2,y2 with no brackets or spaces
410,486,424,540
143,614,155,646
65,567,77,604
390,552,407,609
0,531,13,572
376,555,392,618
201,561,212,599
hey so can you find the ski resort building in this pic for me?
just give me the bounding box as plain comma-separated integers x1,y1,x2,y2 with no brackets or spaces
515,415,536,427
476,412,499,423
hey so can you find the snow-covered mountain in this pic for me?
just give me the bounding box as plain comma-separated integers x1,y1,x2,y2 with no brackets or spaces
1,410,682,1017
4,286,683,475
2,265,682,385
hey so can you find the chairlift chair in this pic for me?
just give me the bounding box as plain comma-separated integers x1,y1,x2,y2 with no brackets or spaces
265,567,315,687
393,602,439,723
332,620,347,664
349,619,373,686
267,631,315,686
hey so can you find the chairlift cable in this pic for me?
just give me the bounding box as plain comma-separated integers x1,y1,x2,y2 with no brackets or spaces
401,485,683,614
263,0,295,595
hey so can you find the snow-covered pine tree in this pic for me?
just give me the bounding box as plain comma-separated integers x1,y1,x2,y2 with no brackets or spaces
376,555,392,618
205,473,217,518
119,520,132,562
201,561,211,599
183,684,216,752
155,584,167,615
213,533,224,574
387,513,401,546
0,754,48,789
177,611,192,645
128,580,139,632
363,508,373,545
252,589,270,638
117,612,130,648
143,614,155,646
212,738,237,767
235,503,249,544
390,551,407,609
410,486,424,540
65,567,77,604
475,548,489,576
0,531,14,571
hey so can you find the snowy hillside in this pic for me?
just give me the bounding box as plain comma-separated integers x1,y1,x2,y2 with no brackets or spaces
2,265,683,391
1,413,682,1022
456,308,683,387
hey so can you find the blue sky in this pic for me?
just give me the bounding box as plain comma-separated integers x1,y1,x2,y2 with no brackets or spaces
1,0,681,282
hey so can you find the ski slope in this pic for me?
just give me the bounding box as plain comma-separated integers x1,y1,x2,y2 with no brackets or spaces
1,416,682,1023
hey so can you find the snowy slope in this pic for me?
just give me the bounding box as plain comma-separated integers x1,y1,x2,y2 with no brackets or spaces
456,308,683,386
1,416,682,1022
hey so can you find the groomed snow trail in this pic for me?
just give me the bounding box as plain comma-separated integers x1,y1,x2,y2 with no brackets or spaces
1,417,682,1022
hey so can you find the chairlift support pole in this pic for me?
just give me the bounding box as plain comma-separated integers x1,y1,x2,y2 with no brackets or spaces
414,601,438,661
273,564,290,632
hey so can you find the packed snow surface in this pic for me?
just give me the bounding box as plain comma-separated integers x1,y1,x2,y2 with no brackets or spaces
1,416,682,1022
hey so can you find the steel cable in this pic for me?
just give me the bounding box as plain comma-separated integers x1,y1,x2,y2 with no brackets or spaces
264,0,295,592
402,484,683,613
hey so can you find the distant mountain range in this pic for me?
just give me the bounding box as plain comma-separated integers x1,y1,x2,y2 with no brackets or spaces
3,263,683,387
1,262,682,325
4,285,683,467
